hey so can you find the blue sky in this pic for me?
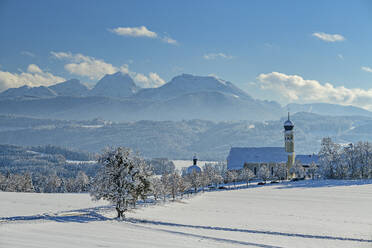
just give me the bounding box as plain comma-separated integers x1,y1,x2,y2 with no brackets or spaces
1,0,372,108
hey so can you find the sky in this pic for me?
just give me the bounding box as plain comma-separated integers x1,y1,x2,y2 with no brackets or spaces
1,0,372,109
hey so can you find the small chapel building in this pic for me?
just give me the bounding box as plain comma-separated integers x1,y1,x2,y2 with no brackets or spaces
226,114,318,179
185,154,202,174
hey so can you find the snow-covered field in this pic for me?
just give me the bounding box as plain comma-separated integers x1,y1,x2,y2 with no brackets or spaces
1,180,372,248
172,160,218,170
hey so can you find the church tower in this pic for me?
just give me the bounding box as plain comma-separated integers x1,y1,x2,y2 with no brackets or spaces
284,112,295,178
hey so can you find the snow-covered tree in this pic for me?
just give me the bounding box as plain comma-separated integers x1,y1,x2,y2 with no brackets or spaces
185,170,201,193
90,147,152,219
307,162,318,180
272,164,287,181
203,163,223,188
160,173,171,201
0,172,6,191
239,167,255,186
168,171,182,200
75,171,90,192
177,177,190,198
318,137,341,179
226,170,238,186
258,165,270,182
21,172,34,192
149,177,163,201
44,173,62,193
290,160,305,178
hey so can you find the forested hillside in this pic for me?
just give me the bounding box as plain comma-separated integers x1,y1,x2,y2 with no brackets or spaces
1,113,371,160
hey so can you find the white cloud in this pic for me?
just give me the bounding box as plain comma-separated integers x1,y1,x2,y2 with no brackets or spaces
162,36,178,45
110,26,157,38
203,53,233,60
0,64,65,92
257,72,372,110
110,26,178,45
51,51,165,88
20,51,35,57
312,32,345,42
50,51,72,59
362,66,372,73
133,72,165,88
338,54,344,60
51,51,117,80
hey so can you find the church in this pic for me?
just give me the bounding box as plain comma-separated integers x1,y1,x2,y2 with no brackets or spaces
226,114,318,179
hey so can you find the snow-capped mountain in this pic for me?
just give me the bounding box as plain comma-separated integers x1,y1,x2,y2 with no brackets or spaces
1,72,372,122
134,74,251,100
49,79,89,97
89,72,140,98
0,85,57,99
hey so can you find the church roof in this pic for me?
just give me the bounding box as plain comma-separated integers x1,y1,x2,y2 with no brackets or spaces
227,147,318,170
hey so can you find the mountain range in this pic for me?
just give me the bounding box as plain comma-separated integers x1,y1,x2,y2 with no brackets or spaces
0,72,371,121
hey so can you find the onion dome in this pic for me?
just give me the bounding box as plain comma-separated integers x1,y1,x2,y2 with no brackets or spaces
284,112,294,131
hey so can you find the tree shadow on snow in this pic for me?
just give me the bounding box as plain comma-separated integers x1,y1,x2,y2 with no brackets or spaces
0,205,113,224
138,224,284,248
126,218,372,244
274,179,372,189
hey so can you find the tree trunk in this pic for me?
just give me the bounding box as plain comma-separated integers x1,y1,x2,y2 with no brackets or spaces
116,207,124,219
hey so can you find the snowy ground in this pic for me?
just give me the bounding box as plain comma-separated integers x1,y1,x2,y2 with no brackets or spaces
172,160,218,171
1,180,372,248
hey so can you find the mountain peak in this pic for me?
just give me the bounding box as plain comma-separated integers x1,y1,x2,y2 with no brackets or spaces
134,73,251,101
89,72,140,98
49,79,89,97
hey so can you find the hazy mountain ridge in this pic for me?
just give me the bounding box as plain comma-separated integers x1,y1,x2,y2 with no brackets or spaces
1,72,372,121
49,79,89,97
0,112,370,160
287,103,372,118
0,85,57,99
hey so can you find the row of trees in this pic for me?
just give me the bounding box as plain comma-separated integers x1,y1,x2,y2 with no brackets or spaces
89,147,280,219
0,170,90,193
319,138,372,179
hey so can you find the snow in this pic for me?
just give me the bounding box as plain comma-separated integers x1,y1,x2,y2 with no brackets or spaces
1,180,372,247
80,125,104,129
65,160,97,165
0,192,107,217
172,160,218,170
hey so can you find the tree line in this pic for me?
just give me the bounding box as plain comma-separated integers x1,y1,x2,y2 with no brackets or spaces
318,137,372,179
0,170,90,193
